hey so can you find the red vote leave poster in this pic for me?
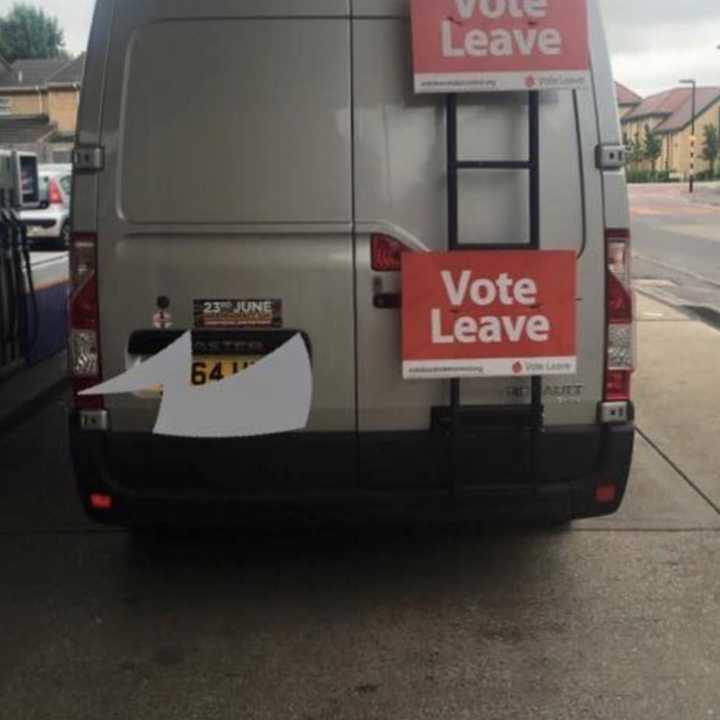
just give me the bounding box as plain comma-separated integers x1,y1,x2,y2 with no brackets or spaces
411,0,590,93
402,250,577,379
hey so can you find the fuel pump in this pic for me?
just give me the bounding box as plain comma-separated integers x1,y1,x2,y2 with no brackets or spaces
0,151,39,376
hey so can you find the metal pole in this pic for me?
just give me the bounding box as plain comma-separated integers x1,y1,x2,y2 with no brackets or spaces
690,81,696,193
680,79,697,193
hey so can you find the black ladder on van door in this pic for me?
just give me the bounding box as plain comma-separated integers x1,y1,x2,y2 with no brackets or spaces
438,91,545,496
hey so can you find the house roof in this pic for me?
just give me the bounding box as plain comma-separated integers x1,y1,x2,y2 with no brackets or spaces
47,53,85,86
615,82,642,107
0,57,74,89
622,86,720,134
0,115,56,143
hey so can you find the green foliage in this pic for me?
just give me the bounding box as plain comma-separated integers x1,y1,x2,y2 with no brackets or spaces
642,125,662,173
695,169,714,182
623,132,645,168
626,139,643,167
0,3,66,63
701,124,719,176
625,169,679,184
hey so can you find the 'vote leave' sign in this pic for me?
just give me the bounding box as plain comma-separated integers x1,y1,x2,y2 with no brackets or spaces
402,251,577,379
411,0,589,93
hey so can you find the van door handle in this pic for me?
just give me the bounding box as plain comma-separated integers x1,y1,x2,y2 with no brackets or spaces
373,293,402,309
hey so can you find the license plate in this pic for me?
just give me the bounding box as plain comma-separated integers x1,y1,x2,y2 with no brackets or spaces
190,355,261,386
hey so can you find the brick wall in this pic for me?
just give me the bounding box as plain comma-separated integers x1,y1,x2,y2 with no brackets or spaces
0,91,46,116
47,88,80,133
622,100,720,177
660,100,720,177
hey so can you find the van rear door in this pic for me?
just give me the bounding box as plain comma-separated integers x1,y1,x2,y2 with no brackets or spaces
96,1,356,435
352,1,605,476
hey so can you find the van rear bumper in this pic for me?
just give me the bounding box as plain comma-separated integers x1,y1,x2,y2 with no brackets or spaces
69,417,634,526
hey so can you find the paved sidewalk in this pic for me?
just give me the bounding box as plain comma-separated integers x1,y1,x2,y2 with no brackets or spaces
630,182,720,212
633,294,720,508
579,293,720,530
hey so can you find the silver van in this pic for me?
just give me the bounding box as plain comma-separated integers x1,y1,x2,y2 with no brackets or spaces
69,0,635,526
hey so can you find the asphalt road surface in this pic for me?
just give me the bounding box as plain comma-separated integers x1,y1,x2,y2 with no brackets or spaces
631,184,720,325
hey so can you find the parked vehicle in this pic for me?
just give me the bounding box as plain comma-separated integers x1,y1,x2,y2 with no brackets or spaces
69,0,634,527
20,164,72,249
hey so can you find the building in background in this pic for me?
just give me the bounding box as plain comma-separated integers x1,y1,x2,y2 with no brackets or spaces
0,54,85,163
615,82,642,119
621,86,720,178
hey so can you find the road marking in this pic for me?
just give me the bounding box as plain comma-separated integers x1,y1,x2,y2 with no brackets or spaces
635,278,678,288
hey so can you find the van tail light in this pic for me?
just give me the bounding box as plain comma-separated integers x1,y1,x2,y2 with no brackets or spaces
89,493,113,511
371,234,410,272
48,179,63,205
69,233,103,410
605,229,634,402
595,484,618,505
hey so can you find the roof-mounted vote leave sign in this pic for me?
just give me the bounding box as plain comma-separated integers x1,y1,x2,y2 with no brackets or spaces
402,251,577,379
411,0,590,93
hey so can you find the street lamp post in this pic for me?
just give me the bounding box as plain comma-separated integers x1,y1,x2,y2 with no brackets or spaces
680,79,697,193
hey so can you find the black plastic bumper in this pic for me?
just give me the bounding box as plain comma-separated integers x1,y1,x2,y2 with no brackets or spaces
69,416,635,526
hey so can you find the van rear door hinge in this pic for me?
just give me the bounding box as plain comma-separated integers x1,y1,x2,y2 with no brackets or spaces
73,145,105,172
596,144,626,170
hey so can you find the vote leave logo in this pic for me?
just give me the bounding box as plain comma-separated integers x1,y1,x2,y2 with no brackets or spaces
401,250,577,380
411,0,590,93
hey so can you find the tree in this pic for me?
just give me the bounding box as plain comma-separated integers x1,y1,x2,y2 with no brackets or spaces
701,124,719,178
643,124,662,175
0,3,66,63
624,133,644,168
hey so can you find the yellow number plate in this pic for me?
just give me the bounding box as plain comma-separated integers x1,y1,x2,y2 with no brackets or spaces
191,356,261,386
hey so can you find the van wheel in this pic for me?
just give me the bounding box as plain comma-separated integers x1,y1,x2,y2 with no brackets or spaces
60,222,71,249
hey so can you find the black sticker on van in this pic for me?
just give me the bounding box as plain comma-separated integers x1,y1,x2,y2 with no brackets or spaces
193,299,283,329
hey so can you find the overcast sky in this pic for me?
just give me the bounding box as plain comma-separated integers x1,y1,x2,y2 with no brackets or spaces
0,0,719,97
